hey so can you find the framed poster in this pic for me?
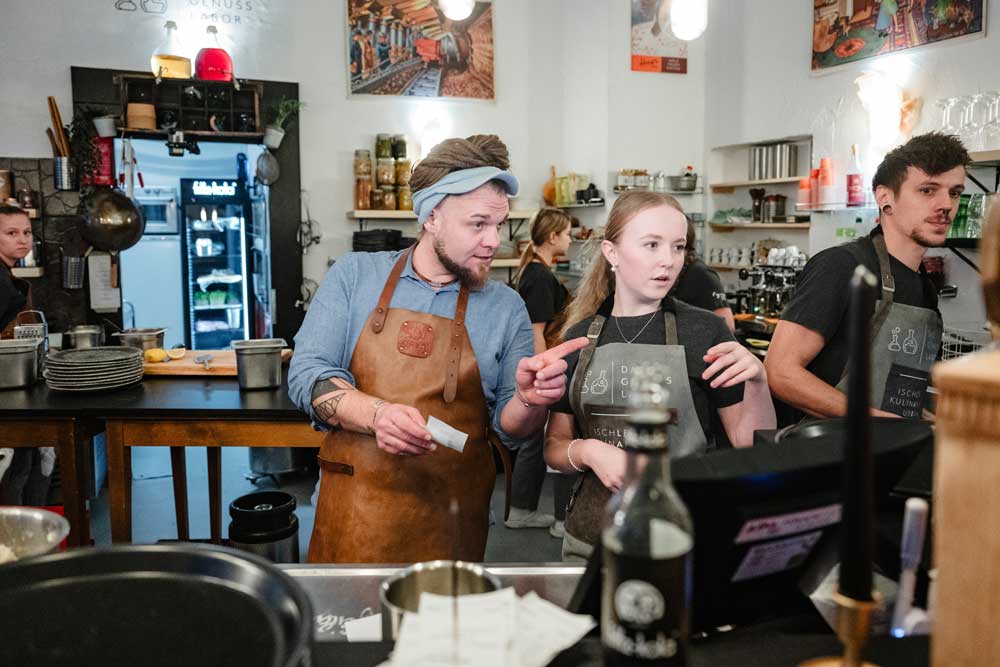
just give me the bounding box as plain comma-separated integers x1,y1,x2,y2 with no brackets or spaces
347,0,495,99
630,0,688,74
812,0,985,72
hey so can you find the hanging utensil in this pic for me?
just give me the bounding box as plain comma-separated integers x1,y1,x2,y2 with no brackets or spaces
79,189,146,289
255,148,280,185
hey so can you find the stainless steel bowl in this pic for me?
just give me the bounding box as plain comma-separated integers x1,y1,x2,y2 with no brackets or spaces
668,175,698,191
0,507,70,562
380,560,503,640
112,328,166,351
63,325,105,350
232,338,287,390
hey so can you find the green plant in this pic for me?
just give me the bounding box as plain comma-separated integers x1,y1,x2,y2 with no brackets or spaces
269,97,305,130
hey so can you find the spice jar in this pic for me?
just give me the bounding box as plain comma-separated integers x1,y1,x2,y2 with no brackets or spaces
380,185,396,211
397,184,412,211
395,158,411,186
375,134,393,159
353,149,372,177
392,134,407,159
376,157,396,186
354,175,372,210
370,186,385,210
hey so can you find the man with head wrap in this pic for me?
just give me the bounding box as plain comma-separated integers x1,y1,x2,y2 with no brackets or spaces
289,134,588,563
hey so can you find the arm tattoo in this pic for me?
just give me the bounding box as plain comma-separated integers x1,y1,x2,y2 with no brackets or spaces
311,378,356,427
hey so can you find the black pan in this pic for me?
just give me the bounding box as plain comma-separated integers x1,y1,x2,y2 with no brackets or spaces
0,544,312,667
78,188,145,287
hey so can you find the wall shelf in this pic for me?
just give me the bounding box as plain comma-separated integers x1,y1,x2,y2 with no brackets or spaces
557,201,605,209
706,263,742,271
710,222,811,231
796,203,878,212
12,267,45,278
710,176,805,193
117,127,264,143
969,150,1000,167
346,209,538,221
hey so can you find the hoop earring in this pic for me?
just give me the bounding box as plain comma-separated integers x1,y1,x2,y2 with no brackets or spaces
881,204,892,215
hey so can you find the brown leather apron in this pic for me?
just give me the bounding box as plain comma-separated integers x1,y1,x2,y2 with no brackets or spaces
307,251,500,564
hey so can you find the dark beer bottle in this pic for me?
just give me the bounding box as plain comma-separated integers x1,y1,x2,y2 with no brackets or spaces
601,363,693,666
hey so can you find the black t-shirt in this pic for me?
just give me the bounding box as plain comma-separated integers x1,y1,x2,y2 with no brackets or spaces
0,265,28,332
669,258,727,311
780,227,939,389
552,296,744,449
517,261,568,323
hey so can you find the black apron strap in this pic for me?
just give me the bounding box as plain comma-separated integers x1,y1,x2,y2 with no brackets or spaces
871,233,896,336
663,310,678,345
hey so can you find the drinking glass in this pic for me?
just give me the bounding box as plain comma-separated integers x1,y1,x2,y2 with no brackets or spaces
937,97,959,135
983,92,1000,151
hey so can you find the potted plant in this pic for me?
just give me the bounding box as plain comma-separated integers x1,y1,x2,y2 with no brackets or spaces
67,108,104,201
263,97,305,150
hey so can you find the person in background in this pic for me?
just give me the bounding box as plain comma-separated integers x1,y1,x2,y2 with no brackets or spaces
508,207,574,536
289,134,587,563
544,191,775,560
668,218,735,331
0,204,53,506
766,132,968,422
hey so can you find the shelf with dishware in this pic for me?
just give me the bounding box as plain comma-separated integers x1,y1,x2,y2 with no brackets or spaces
710,222,810,231
796,202,879,212
709,177,805,193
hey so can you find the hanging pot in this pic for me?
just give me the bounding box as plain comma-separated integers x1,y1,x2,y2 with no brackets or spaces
78,188,145,288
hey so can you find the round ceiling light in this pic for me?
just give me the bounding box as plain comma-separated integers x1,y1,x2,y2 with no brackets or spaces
440,0,475,22
670,0,708,41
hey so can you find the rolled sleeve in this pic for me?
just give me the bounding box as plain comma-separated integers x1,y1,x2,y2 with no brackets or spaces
490,302,535,446
288,255,360,428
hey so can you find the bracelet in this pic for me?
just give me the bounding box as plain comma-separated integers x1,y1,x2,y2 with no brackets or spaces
371,399,387,429
514,384,544,410
566,439,586,473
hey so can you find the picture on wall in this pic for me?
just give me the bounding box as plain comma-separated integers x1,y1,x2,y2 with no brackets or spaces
347,0,495,99
813,0,985,71
630,0,688,74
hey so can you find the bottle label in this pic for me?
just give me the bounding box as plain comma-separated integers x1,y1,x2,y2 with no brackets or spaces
602,548,691,665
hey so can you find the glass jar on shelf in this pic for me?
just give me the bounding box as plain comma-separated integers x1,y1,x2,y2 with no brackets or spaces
354,175,372,210
370,186,385,211
395,158,412,186
375,134,393,159
379,186,396,211
354,149,372,177
397,184,412,211
392,134,407,159
376,157,396,186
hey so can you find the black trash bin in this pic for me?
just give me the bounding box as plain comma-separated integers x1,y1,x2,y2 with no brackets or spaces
229,490,300,563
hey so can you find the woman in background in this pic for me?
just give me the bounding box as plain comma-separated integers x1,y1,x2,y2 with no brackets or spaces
669,218,735,330
507,208,574,536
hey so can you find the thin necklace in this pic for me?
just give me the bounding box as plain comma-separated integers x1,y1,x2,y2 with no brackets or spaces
613,310,659,344
412,263,457,289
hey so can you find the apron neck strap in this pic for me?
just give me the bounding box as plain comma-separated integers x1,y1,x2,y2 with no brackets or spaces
663,310,678,345
442,284,471,403
569,315,605,419
370,249,411,334
871,233,896,306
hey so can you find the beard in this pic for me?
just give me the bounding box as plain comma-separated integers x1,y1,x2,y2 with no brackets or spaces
433,236,488,290
910,226,948,248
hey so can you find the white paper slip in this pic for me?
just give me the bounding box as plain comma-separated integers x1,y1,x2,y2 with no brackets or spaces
87,252,122,313
344,613,383,642
514,592,596,667
427,416,469,453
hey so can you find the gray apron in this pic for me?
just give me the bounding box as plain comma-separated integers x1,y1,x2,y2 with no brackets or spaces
835,234,942,419
562,311,707,560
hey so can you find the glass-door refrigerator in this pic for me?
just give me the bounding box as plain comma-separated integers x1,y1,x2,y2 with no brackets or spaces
180,178,271,349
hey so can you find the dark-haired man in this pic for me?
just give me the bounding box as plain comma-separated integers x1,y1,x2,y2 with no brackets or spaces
766,132,969,420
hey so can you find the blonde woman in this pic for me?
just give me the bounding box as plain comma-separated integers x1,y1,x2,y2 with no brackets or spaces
543,191,776,560
506,208,574,534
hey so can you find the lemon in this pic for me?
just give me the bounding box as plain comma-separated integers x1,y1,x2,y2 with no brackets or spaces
165,347,186,360
144,348,168,363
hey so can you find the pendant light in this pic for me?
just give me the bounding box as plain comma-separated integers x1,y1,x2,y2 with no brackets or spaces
439,0,474,22
670,0,708,41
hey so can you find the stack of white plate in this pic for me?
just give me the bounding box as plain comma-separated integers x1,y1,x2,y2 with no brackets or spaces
45,347,145,392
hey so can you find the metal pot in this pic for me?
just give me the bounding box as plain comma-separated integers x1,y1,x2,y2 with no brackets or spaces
232,338,287,390
0,507,70,561
380,560,503,640
0,338,43,389
62,324,105,350
228,491,300,564
112,327,165,351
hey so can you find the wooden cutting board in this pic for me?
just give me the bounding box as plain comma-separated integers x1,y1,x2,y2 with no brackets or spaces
143,348,293,376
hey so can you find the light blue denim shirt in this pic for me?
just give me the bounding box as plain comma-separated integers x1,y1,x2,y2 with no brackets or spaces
288,249,535,442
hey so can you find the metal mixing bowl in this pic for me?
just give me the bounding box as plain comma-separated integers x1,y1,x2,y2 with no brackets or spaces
0,507,70,563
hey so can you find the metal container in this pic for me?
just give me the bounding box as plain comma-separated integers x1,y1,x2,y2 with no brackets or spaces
112,327,165,351
0,338,43,389
232,338,286,390
62,324,105,350
668,175,698,191
228,491,300,564
380,560,503,640
0,507,70,562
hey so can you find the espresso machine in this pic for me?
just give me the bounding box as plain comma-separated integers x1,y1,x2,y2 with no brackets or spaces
736,265,801,321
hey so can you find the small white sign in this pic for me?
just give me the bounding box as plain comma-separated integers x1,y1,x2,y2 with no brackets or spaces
427,416,468,453
192,180,237,197
734,503,842,544
732,531,823,583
